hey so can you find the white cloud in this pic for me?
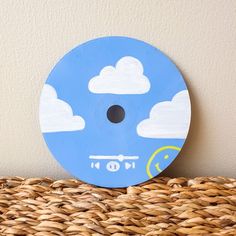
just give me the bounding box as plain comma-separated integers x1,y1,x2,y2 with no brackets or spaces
88,56,150,94
137,90,191,139
39,84,85,133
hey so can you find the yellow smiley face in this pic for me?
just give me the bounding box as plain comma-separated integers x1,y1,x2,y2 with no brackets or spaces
146,146,181,179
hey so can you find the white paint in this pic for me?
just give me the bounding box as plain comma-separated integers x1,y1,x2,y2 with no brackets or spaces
125,162,131,170
106,161,120,172
39,84,85,133
88,56,150,94
0,1,235,178
94,162,100,169
132,162,135,169
125,162,135,170
137,90,191,139
91,162,100,169
89,155,139,162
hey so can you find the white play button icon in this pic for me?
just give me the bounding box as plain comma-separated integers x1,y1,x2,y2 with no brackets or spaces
125,162,132,170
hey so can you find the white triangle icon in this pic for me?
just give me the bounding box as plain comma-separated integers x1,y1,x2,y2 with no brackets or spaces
95,162,100,169
125,162,132,170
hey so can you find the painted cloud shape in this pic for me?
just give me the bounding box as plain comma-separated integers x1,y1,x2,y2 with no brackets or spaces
88,56,150,94
137,90,191,139
39,84,85,133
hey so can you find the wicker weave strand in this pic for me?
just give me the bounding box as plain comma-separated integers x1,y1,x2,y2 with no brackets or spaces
0,176,235,235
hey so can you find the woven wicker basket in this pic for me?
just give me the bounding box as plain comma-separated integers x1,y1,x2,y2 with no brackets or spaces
0,176,235,235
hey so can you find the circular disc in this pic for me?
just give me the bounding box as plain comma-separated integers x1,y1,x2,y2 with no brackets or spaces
39,36,191,188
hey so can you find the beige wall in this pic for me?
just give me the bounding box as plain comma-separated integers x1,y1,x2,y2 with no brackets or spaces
0,0,235,179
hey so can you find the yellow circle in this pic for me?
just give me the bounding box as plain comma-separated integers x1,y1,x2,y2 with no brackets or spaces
146,146,181,179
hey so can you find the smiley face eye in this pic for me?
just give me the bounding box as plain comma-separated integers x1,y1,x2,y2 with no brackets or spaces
164,155,169,159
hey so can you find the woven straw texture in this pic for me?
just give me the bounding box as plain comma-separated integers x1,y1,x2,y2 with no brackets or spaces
0,177,235,235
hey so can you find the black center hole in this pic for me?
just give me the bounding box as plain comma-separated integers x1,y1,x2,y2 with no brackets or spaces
107,105,125,123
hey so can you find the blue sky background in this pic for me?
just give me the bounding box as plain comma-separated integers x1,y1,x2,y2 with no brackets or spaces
43,36,188,187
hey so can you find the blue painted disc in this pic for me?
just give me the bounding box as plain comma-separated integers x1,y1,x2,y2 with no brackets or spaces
39,36,191,188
